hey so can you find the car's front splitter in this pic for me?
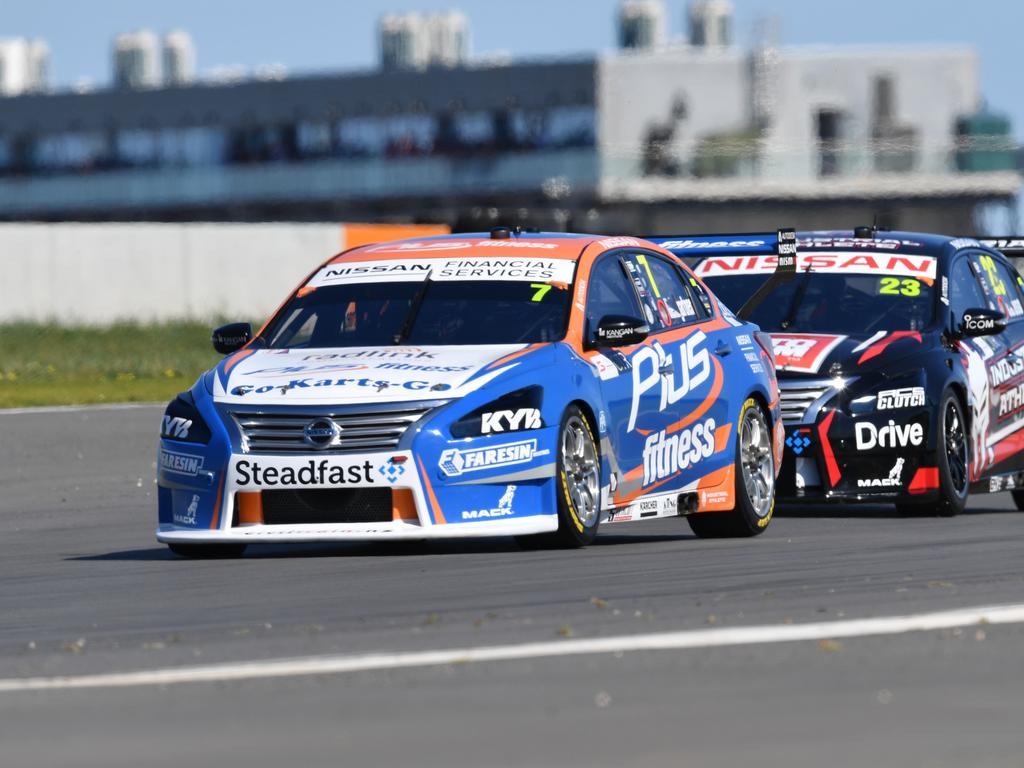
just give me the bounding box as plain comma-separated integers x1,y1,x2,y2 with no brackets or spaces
156,515,558,543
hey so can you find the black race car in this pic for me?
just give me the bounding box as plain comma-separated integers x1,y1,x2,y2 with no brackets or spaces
650,229,1024,515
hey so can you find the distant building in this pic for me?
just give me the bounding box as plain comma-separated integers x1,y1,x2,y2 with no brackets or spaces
0,38,1016,232
0,38,49,96
379,13,429,72
380,11,469,71
163,30,195,87
689,0,733,47
619,0,667,51
426,11,469,68
113,30,160,89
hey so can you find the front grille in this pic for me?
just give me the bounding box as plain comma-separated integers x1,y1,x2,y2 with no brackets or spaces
235,488,393,525
779,383,832,425
231,400,445,454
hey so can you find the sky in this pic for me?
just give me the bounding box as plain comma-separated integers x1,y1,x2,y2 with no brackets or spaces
2,0,1022,140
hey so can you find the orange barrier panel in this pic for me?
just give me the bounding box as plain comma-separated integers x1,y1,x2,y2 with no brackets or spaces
341,223,451,249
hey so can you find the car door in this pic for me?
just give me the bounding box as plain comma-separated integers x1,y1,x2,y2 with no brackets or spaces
582,251,661,502
601,249,729,498
968,250,1024,474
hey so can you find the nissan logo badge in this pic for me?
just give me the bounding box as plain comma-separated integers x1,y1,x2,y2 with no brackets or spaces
303,418,339,449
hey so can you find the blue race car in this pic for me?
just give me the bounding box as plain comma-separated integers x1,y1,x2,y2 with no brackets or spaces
157,229,782,556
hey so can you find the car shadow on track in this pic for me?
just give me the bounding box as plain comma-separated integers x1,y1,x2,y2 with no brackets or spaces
776,503,1022,519
69,530,697,561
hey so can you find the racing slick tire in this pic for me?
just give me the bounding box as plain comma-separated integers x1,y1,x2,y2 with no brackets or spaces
1012,490,1024,511
516,405,601,549
895,392,969,518
933,390,970,517
688,398,774,538
167,543,248,559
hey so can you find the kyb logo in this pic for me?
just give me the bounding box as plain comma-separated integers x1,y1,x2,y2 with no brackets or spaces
855,420,924,450
161,416,192,439
481,408,542,434
628,332,711,432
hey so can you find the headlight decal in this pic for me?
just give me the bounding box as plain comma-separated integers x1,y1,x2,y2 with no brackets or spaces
161,391,212,444
450,386,545,438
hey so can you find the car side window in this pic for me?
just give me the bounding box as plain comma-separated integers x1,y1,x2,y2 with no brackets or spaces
620,251,702,332
948,256,988,327
970,251,1024,321
585,255,644,338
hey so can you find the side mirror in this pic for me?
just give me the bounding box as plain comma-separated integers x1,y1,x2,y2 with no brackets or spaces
593,315,649,348
212,322,252,354
959,308,1006,338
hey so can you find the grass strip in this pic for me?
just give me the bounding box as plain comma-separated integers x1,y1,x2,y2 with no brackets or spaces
0,322,228,408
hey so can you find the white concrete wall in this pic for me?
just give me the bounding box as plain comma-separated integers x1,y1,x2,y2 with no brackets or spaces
0,223,344,324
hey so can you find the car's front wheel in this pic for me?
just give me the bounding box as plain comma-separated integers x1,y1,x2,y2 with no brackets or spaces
935,390,969,517
688,397,774,538
517,405,600,549
167,543,247,559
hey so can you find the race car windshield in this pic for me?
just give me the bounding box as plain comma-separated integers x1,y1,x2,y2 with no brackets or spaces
706,271,935,334
264,280,571,348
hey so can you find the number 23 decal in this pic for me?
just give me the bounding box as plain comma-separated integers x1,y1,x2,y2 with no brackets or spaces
879,277,921,297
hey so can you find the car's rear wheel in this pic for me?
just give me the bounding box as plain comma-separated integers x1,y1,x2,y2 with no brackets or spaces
688,397,774,538
1011,490,1024,510
516,405,600,549
935,390,969,517
168,543,247,558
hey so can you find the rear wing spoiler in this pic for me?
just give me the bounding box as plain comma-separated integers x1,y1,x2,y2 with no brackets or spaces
648,232,782,262
978,238,1024,258
649,229,797,320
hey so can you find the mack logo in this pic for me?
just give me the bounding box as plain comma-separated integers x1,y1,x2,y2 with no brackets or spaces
876,387,926,410
161,416,192,439
642,418,716,486
857,458,905,488
481,408,542,434
160,449,204,477
439,440,549,477
461,485,517,519
855,420,924,450
628,332,710,432
174,494,201,526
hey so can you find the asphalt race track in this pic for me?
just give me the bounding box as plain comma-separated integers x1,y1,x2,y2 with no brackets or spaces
2,404,1023,768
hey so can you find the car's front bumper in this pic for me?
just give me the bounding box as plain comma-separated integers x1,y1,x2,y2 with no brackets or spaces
157,434,561,542
776,408,941,503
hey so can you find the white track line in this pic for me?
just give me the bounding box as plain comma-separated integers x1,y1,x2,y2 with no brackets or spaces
0,402,162,416
2,603,1022,693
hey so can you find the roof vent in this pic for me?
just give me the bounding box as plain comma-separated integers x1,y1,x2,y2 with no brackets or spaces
853,225,874,239
490,227,512,240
